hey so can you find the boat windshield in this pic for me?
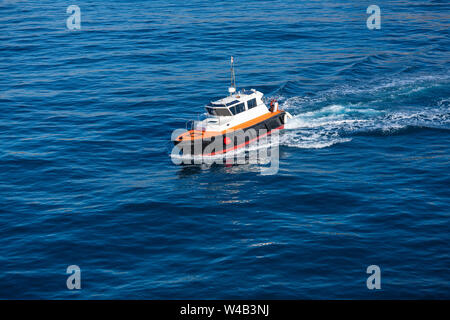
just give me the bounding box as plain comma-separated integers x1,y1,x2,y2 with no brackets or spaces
206,106,232,117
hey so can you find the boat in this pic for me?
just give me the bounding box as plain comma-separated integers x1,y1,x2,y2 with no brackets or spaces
173,57,292,157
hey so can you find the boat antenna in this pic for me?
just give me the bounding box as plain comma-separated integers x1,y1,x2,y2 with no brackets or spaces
228,56,236,95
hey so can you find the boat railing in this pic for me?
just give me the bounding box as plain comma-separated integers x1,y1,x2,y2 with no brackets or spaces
186,120,195,131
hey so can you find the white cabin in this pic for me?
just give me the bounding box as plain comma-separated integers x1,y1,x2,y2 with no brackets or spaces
196,89,270,131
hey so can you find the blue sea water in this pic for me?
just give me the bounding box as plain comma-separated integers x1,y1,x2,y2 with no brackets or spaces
0,0,449,299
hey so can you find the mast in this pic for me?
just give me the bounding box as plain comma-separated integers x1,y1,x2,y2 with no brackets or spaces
228,56,236,95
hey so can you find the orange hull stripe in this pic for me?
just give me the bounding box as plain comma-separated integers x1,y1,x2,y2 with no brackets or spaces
177,111,283,142
205,124,284,156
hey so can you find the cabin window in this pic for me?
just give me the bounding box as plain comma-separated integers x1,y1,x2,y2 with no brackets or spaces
236,103,245,114
215,108,232,116
230,103,245,115
247,98,257,109
206,107,232,116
